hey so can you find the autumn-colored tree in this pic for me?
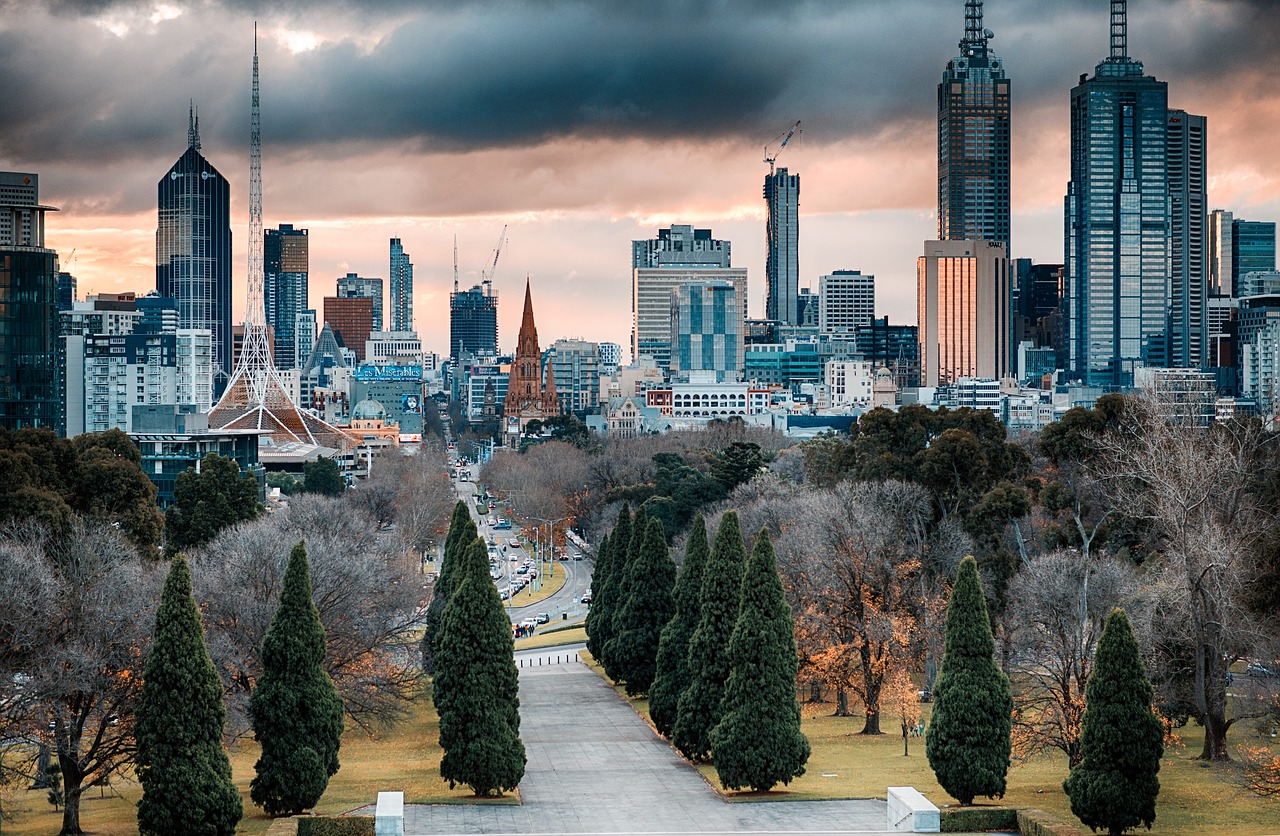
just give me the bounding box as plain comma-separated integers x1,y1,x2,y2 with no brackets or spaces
882,668,922,757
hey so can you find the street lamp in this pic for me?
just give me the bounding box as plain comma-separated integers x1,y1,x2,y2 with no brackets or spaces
531,514,571,583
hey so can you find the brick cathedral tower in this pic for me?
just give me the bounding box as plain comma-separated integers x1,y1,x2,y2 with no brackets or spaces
503,279,559,443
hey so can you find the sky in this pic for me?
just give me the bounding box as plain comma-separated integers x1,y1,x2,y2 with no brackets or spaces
3,0,1279,359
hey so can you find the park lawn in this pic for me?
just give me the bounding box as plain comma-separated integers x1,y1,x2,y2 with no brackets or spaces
580,651,1280,835
514,624,587,651
3,693,515,836
506,567,566,607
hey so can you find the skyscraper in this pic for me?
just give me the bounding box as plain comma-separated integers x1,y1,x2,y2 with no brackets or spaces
917,240,1009,386
764,168,800,324
818,270,876,335
633,225,731,269
1166,109,1207,367
937,0,1011,251
1209,210,1277,297
264,223,308,369
1064,0,1170,387
156,106,233,391
450,282,499,359
670,281,744,382
336,272,383,331
389,238,413,332
0,171,60,431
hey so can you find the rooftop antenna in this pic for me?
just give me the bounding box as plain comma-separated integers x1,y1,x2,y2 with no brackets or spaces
1110,0,1127,61
453,234,459,292
187,100,201,150
961,0,990,53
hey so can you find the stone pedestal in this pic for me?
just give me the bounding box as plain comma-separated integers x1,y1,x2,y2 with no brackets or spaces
375,791,404,836
887,786,940,833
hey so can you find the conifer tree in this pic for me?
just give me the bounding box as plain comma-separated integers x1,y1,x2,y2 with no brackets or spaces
588,504,631,677
673,511,747,762
606,518,678,696
584,532,611,660
434,538,526,796
136,556,242,836
711,528,809,791
423,501,478,673
926,556,1013,804
1064,608,1163,836
649,515,709,737
250,541,345,816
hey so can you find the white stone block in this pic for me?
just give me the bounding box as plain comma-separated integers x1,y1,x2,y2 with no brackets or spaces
375,791,404,836
887,785,940,833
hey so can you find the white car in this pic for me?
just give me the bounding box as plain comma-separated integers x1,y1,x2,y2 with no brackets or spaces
519,618,538,630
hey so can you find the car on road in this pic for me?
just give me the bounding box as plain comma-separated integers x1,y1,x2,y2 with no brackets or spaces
516,565,528,575
535,612,550,624
581,593,592,605
519,618,538,630
487,516,497,526
1247,662,1279,677
495,519,512,530
499,589,510,600
508,538,521,549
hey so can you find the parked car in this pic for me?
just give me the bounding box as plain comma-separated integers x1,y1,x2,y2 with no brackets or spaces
499,589,510,600
520,618,538,630
581,593,592,605
535,612,550,624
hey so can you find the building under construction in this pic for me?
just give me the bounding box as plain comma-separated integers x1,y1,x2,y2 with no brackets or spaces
450,282,498,359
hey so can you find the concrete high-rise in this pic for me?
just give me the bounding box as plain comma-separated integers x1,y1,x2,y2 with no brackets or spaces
323,296,374,363
264,223,308,369
632,225,731,269
1064,0,1170,387
764,169,800,324
389,238,413,332
917,240,1009,386
156,107,233,391
450,283,499,359
937,0,1011,251
818,270,875,335
1166,110,1207,367
336,273,383,331
0,171,60,431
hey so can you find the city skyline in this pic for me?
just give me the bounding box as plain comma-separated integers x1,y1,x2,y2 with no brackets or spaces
4,0,1280,357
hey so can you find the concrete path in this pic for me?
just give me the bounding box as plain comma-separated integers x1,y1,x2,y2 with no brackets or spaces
403,660,893,835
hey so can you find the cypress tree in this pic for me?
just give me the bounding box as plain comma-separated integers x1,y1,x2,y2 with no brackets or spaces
588,504,631,677
434,538,526,795
607,518,678,697
584,532,611,661
423,501,478,673
925,555,1013,805
249,541,345,816
711,528,809,791
672,511,747,762
136,556,242,836
649,515,709,738
1064,608,1163,836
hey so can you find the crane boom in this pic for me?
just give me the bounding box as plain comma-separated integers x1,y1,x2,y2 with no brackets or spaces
482,225,508,284
764,120,802,174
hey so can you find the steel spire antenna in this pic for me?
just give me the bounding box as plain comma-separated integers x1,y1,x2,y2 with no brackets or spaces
209,25,353,451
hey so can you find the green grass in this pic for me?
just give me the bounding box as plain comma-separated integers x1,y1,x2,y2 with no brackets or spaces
579,651,1280,835
2,692,515,836
514,625,587,651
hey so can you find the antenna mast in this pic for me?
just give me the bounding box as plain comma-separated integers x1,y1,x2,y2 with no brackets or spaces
1110,0,1127,61
453,235,459,292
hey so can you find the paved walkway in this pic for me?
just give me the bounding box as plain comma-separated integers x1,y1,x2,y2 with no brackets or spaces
404,660,893,835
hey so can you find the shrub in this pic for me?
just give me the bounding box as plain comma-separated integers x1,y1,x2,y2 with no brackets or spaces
296,815,375,836
939,806,1017,832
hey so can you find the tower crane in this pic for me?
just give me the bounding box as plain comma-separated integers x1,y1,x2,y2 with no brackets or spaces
764,120,801,175
482,225,508,286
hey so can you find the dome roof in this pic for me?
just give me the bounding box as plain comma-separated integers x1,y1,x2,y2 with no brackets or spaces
351,399,386,421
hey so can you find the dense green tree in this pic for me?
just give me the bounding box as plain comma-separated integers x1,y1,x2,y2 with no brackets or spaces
136,556,241,836
649,516,710,737
652,453,727,530
673,511,747,762
302,456,345,495
603,505,647,682
606,518,678,696
164,453,262,556
434,539,525,796
926,556,1013,804
422,502,478,674
249,541,345,816
710,528,809,791
587,505,632,675
584,531,612,659
1063,608,1163,836
710,441,764,492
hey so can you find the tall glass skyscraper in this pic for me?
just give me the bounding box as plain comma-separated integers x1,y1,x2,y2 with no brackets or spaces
937,0,1011,251
450,283,499,360
0,171,60,431
764,168,800,325
264,223,308,369
389,237,413,332
156,109,232,391
1166,110,1207,368
1064,0,1170,387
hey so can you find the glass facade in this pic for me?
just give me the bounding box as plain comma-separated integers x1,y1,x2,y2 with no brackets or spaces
937,1,1011,250
389,238,414,332
1064,47,1170,387
1166,110,1207,367
1235,220,1277,281
449,283,499,359
671,281,742,381
764,169,800,325
156,144,232,390
0,249,59,430
264,224,309,370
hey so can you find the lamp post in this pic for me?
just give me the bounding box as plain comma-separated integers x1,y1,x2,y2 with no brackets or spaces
531,514,571,583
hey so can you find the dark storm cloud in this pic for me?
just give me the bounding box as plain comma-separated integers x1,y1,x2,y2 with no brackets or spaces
1,0,1275,211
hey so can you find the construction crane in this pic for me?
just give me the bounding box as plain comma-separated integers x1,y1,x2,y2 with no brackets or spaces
453,235,459,292
764,120,802,175
482,225,508,286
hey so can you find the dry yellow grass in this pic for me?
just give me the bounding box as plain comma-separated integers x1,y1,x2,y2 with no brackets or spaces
505,566,566,607
514,624,587,651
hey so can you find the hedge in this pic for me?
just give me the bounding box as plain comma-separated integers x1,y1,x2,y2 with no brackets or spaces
296,816,375,836
1016,807,1086,836
940,807,1018,832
